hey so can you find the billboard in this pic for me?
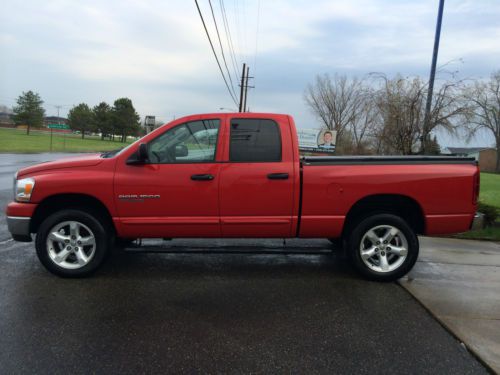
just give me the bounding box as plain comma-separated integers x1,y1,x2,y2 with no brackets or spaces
297,128,337,153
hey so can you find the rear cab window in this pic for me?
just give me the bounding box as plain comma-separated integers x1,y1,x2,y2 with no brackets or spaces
229,118,282,162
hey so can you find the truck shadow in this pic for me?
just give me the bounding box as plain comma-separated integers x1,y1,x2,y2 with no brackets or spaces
94,238,359,280
99,247,358,280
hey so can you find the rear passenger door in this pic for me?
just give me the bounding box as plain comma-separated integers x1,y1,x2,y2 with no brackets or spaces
219,117,295,237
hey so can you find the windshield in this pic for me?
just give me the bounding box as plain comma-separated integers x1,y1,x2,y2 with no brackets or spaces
101,130,153,158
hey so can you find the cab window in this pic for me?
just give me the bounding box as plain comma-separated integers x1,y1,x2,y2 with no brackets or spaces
148,119,220,163
229,118,281,162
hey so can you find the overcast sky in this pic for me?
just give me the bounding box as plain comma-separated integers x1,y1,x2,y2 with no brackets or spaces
1,0,499,147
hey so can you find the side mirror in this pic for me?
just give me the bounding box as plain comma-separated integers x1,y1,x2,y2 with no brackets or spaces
175,144,188,157
127,143,149,165
138,143,149,161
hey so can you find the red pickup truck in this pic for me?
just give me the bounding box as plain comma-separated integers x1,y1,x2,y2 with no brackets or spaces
7,113,481,280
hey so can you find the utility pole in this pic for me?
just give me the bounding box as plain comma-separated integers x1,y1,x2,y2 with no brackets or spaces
243,65,250,112
50,105,62,153
239,63,246,112
55,105,62,123
422,0,445,154
54,105,64,151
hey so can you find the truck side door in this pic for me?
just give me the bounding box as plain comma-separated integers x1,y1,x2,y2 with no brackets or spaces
114,118,223,238
219,117,296,237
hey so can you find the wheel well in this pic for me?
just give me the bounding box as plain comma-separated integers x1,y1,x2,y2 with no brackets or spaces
342,194,425,238
31,194,115,234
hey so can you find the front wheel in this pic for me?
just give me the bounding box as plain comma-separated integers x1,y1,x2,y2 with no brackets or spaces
35,209,110,277
347,214,419,282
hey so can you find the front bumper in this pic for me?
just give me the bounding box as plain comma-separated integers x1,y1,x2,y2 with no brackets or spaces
470,212,484,231
7,216,32,242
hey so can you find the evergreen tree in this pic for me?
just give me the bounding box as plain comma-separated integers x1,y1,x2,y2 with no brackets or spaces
13,91,45,135
93,102,113,140
68,103,93,139
112,98,141,143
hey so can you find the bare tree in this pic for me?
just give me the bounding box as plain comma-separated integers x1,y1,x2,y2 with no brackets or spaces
304,74,365,153
350,88,378,154
305,72,468,155
424,78,469,152
372,75,424,154
371,74,466,155
464,71,500,172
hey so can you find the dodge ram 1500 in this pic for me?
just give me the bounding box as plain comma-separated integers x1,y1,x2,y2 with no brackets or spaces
6,113,481,280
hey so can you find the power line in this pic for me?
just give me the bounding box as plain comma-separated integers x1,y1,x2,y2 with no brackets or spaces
242,0,248,55
234,0,245,68
44,102,73,108
207,0,238,100
194,0,239,106
253,0,261,79
234,0,240,54
219,0,240,80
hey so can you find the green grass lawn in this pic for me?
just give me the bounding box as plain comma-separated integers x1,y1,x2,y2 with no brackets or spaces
0,128,134,153
456,226,500,241
479,172,500,208
456,172,500,241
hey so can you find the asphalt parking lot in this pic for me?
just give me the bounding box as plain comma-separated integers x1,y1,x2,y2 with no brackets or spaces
0,154,488,374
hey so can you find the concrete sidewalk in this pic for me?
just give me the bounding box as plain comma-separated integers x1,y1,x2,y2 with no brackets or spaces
400,237,500,373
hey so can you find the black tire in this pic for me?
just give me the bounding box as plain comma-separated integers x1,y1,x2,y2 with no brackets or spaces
35,209,110,277
346,214,419,282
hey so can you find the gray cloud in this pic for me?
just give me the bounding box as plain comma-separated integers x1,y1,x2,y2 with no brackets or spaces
1,0,499,147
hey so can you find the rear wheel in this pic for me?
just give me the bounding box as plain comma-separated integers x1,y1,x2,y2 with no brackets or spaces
35,209,110,277
347,214,419,282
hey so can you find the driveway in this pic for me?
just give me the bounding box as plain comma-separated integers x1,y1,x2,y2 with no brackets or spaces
400,236,500,373
0,153,487,374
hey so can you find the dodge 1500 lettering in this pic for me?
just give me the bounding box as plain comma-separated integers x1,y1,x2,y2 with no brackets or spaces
6,113,481,281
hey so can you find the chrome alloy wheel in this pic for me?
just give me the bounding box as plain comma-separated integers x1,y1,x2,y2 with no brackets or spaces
46,221,96,270
359,225,408,273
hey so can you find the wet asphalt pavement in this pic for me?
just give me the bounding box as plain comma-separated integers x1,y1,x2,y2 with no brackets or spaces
0,154,487,374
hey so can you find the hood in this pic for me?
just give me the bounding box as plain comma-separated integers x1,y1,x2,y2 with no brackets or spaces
17,154,104,177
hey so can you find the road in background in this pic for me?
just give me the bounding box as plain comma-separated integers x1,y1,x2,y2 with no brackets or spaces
0,153,84,240
0,153,487,373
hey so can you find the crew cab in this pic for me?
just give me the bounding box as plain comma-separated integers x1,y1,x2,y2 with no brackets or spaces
6,113,481,281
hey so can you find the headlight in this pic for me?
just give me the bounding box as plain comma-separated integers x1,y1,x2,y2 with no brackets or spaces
15,177,35,202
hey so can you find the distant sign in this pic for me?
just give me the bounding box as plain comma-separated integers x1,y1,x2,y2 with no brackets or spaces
145,115,156,126
297,128,337,153
144,115,156,134
48,123,70,130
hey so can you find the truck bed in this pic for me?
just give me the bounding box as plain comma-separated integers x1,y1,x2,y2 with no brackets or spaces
298,155,478,238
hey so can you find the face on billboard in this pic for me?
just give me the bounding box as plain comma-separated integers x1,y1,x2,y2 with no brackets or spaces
317,130,335,147
323,132,333,144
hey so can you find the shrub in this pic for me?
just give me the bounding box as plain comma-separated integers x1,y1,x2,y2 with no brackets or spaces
478,201,499,227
